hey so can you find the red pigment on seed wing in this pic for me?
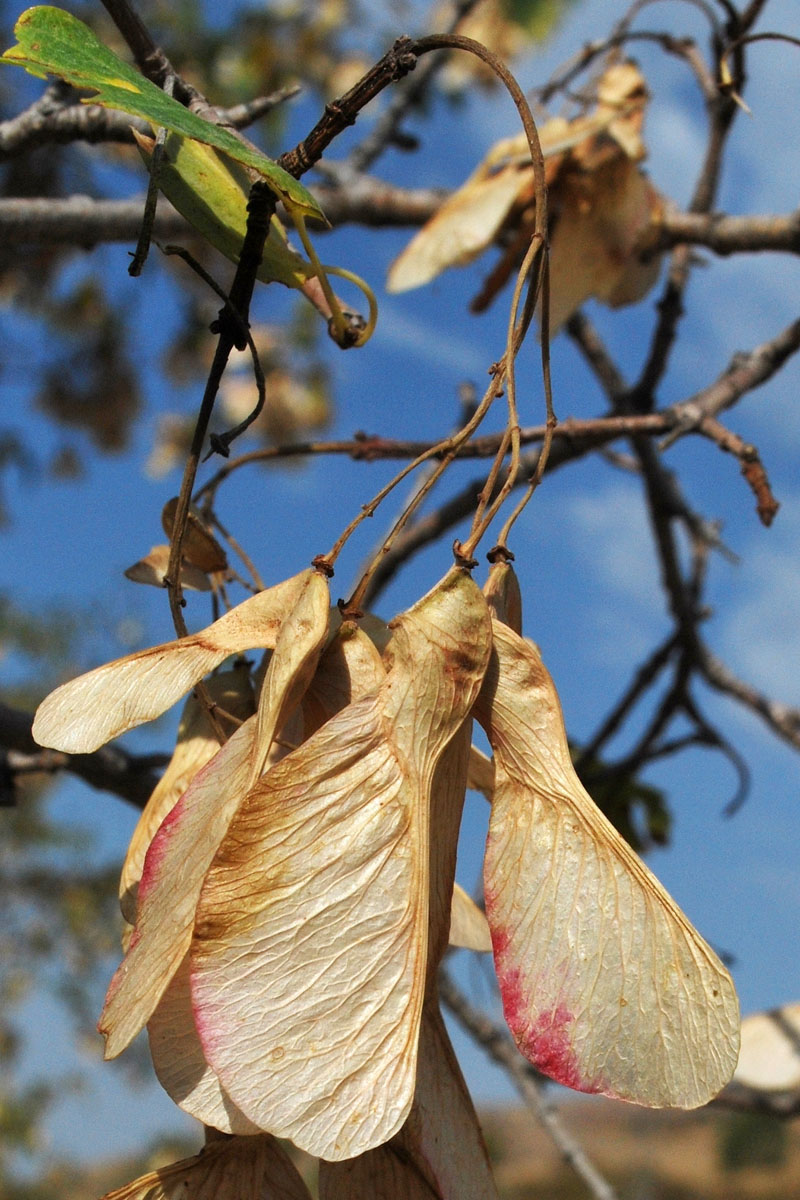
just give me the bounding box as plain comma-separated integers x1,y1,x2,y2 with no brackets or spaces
522,1006,601,1094
136,795,189,902
190,984,224,1056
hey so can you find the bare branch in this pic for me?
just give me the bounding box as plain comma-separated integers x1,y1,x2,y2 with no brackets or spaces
346,0,484,173
0,84,301,161
655,209,800,255
715,1081,800,1117
0,701,164,809
0,196,188,244
699,648,800,752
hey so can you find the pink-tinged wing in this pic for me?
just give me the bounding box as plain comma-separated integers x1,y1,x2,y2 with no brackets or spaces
99,574,330,1059
148,622,383,1135
476,619,739,1108
33,571,309,753
189,568,491,1159
99,1132,312,1200
119,664,255,924
319,1003,498,1199
148,953,260,1135
99,714,258,1059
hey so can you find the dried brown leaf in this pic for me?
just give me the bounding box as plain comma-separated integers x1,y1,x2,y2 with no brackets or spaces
124,544,212,592
162,497,228,573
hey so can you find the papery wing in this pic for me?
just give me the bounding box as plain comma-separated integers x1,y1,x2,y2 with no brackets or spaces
467,745,494,800
450,884,492,953
476,619,739,1108
148,953,260,1135
302,622,386,736
99,1133,312,1200
247,567,331,782
189,568,490,1158
100,574,328,1058
733,1003,800,1092
99,714,259,1059
33,571,309,752
319,1003,498,1200
548,157,662,332
192,698,419,1159
387,163,529,293
119,665,254,924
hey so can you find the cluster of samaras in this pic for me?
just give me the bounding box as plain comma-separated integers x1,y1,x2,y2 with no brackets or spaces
388,61,664,332
34,563,739,1198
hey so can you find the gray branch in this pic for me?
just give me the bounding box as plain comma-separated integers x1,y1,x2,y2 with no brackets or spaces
1,181,799,258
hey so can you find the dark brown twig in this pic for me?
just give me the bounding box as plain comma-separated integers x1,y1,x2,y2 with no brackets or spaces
0,701,165,809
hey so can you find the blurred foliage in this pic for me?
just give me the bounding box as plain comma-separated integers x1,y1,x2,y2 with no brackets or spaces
35,279,140,453
0,784,122,1190
0,593,79,706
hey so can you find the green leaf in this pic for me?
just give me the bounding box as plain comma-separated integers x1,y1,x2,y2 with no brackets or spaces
134,130,314,288
1,6,323,221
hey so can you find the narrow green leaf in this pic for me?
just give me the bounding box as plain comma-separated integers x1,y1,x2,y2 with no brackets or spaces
1,6,323,220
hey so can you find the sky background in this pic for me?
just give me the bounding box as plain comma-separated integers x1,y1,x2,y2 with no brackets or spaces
2,0,799,1177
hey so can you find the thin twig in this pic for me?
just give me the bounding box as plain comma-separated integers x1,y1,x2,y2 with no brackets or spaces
439,971,621,1200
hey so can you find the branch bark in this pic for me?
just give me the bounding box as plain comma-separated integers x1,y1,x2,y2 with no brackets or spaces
0,701,164,809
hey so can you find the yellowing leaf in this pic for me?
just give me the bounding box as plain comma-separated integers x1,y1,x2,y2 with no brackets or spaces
99,571,330,1059
99,1132,313,1200
119,664,255,925
189,569,491,1158
33,571,309,753
319,1003,498,1199
134,132,315,290
475,616,740,1107
2,6,323,220
733,1003,800,1092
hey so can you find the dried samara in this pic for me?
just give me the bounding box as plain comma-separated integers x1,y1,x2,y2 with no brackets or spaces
34,563,739,1197
388,61,664,331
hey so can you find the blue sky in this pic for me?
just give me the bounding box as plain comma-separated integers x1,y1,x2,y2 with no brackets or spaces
2,0,800,1174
